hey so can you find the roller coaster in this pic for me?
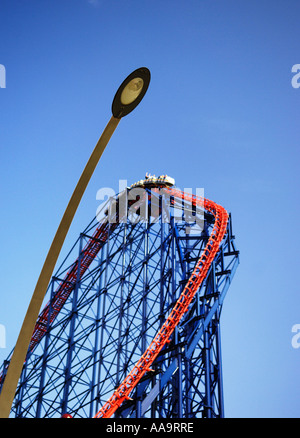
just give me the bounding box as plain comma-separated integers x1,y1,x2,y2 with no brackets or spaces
0,174,239,418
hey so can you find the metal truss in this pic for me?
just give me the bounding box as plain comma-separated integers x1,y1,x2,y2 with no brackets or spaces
0,187,239,418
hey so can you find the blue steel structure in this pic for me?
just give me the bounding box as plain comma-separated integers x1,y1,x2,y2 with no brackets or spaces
0,184,239,418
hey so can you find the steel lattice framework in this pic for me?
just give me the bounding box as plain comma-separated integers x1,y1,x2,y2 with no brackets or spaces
0,185,239,418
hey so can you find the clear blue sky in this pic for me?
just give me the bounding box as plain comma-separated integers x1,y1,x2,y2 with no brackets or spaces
0,0,299,418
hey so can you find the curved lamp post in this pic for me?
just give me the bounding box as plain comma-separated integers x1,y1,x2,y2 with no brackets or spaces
0,67,151,418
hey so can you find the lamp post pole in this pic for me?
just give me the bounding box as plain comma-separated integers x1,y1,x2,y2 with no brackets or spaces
0,67,150,418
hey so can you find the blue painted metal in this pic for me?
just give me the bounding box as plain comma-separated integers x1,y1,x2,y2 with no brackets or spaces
0,188,239,418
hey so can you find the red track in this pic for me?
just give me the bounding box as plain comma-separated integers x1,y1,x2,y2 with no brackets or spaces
0,217,119,385
28,220,118,353
94,188,228,418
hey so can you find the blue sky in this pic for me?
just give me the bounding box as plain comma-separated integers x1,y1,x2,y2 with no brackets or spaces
0,0,300,418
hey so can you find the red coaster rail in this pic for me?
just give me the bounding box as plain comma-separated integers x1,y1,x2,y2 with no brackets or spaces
28,219,118,353
94,187,228,418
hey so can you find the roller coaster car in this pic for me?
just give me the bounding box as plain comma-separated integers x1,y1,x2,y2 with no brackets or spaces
103,175,175,217
129,174,175,189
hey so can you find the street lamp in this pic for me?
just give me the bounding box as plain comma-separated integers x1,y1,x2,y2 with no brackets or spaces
112,67,150,118
0,67,151,418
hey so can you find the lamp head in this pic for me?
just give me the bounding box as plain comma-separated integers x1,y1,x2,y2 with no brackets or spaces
112,67,151,118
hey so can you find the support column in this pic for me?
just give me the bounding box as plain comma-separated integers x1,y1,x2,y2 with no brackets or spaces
61,235,84,414
89,246,105,417
36,279,57,417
